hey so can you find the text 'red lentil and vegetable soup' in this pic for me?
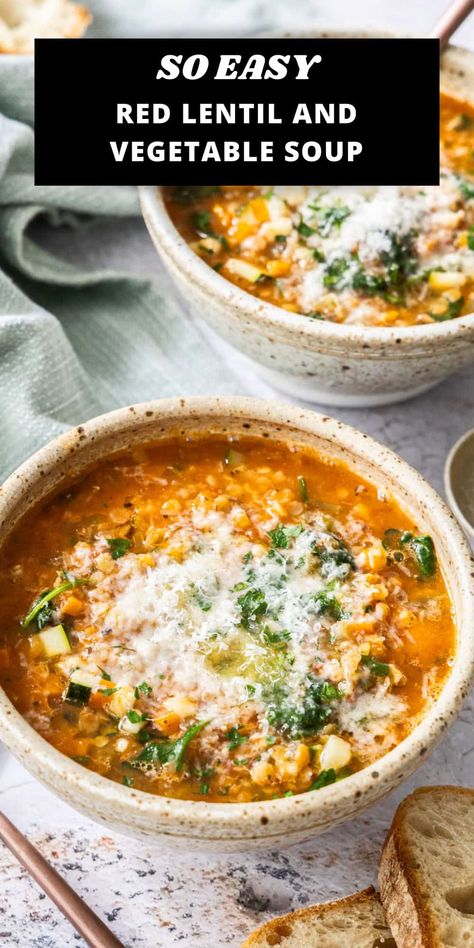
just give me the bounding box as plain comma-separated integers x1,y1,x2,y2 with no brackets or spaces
0,439,455,802
165,95,474,328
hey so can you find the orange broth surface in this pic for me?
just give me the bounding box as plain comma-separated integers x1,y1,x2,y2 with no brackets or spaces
0,438,455,802
165,95,474,328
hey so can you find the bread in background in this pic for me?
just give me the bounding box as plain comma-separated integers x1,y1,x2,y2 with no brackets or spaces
379,785,474,948
0,0,90,54
241,886,395,947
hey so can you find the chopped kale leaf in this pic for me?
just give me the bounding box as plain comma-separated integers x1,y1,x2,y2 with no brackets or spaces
382,528,436,578
132,721,208,771
22,580,74,630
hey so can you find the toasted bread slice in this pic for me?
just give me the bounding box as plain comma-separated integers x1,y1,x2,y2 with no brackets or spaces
242,887,395,947
0,0,90,54
379,785,474,947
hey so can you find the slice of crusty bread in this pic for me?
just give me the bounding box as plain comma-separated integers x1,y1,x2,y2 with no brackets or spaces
0,0,91,54
379,785,474,948
242,887,396,947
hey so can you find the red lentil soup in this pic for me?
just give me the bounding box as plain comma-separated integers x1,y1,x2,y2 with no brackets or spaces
165,95,474,328
0,438,455,802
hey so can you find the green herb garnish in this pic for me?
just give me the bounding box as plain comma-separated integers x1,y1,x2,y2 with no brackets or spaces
268,523,303,548
309,590,343,621
134,681,152,698
265,675,337,738
297,476,308,503
22,581,74,630
323,257,350,289
308,203,351,237
262,626,291,644
308,768,337,791
226,726,248,750
106,538,132,559
456,174,474,200
362,655,390,677
312,536,355,579
192,210,214,235
237,588,268,627
297,219,316,238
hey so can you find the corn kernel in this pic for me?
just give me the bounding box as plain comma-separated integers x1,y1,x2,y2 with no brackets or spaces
139,553,156,568
96,552,115,574
214,494,232,512
167,545,185,562
162,499,181,515
143,526,165,550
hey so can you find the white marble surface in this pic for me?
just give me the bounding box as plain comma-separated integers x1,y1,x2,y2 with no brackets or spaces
2,2,474,945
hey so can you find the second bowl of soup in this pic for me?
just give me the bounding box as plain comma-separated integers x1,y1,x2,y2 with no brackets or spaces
141,37,474,406
0,397,472,849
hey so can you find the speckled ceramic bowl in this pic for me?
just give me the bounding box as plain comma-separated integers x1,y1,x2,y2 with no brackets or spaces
0,397,473,851
140,36,474,408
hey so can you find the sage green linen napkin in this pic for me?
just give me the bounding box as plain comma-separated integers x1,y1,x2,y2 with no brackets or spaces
0,58,240,482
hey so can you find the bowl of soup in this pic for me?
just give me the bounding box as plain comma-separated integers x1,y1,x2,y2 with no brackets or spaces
0,396,472,850
141,37,474,406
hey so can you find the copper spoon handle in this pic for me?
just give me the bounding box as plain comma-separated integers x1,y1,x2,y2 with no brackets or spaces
0,811,125,948
429,0,474,49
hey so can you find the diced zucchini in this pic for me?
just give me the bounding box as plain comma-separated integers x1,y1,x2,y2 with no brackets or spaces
224,258,265,283
224,447,245,468
70,668,100,690
65,681,91,705
261,218,292,241
119,713,144,735
198,237,222,255
38,624,71,658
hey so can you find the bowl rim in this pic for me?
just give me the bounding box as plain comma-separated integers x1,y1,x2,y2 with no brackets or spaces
444,427,474,539
139,32,474,351
1,395,473,839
